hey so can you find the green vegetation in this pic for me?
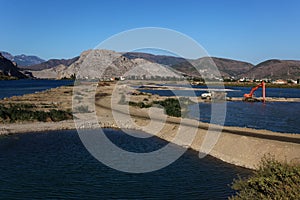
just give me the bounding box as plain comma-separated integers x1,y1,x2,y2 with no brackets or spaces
128,97,194,118
153,98,181,117
128,101,153,109
0,74,18,80
0,103,73,123
230,155,300,200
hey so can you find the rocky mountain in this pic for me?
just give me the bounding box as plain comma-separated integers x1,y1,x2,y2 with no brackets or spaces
0,53,27,79
0,51,45,67
29,64,69,79
32,50,181,79
25,56,79,71
241,59,300,80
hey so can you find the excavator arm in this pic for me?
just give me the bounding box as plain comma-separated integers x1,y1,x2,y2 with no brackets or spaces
243,81,266,102
243,83,263,98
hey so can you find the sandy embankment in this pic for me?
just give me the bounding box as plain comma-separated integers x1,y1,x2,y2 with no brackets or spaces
1,82,300,169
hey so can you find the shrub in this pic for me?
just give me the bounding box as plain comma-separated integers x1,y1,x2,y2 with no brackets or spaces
154,98,181,117
0,103,72,122
229,155,300,200
49,109,73,122
128,101,152,108
36,111,49,122
128,98,184,117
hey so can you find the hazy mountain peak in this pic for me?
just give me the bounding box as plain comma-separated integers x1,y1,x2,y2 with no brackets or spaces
0,51,45,67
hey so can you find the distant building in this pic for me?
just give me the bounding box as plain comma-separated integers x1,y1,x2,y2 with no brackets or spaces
272,79,287,84
239,77,250,82
288,79,297,84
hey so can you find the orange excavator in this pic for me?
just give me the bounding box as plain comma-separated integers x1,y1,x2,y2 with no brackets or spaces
243,81,266,102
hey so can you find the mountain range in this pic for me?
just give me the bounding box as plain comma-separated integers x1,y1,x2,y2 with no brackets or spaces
120,52,300,80
0,51,45,67
1,49,300,80
124,52,254,78
24,56,79,70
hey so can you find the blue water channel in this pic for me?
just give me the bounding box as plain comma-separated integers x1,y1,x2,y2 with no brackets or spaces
0,129,252,199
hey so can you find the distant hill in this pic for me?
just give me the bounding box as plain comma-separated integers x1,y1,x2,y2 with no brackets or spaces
25,56,79,71
124,53,300,80
124,52,254,78
210,57,254,77
170,57,254,78
0,53,27,79
0,51,45,67
242,59,300,79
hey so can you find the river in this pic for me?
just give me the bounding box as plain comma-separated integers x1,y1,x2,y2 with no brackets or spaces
0,129,252,199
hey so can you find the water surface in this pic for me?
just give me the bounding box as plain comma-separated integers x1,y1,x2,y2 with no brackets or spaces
140,86,300,134
189,101,300,134
0,79,73,99
0,129,252,199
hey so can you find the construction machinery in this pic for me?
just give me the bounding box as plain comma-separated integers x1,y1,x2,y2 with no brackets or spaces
243,81,266,102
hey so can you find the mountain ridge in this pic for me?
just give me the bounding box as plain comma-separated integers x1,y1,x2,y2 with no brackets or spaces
24,56,80,71
4,50,300,80
0,51,45,67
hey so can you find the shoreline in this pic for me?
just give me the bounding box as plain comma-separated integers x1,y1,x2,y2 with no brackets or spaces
1,117,300,170
1,82,300,170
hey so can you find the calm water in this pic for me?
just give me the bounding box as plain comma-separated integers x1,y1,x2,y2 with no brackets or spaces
0,79,73,99
0,129,252,199
189,102,300,134
140,85,300,98
140,86,300,134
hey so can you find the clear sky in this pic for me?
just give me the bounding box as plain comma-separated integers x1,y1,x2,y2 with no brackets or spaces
1,0,300,64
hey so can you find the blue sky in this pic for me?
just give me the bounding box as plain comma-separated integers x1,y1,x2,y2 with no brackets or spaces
1,0,300,64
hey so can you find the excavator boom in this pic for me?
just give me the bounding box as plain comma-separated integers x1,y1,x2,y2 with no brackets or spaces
243,81,266,102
